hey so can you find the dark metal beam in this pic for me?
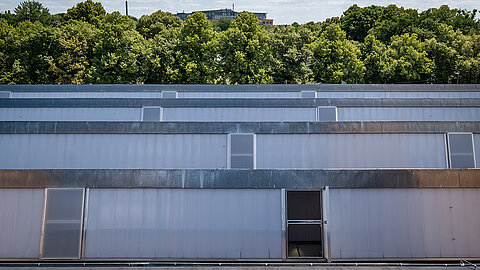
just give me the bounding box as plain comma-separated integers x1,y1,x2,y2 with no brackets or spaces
0,169,478,189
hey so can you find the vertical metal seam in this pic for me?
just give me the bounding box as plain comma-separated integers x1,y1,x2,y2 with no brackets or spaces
81,188,90,259
281,189,287,261
38,188,48,259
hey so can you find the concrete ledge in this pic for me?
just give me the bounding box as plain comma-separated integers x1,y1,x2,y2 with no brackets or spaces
1,84,480,92
1,121,480,134
1,169,479,189
2,98,480,108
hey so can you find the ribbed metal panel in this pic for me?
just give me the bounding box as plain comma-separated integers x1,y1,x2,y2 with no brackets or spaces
0,189,44,258
179,92,300,98
0,108,141,121
11,92,163,98
329,188,480,259
316,91,480,98
0,134,227,169
475,134,480,168
257,134,447,169
85,189,282,259
338,107,480,121
162,108,316,122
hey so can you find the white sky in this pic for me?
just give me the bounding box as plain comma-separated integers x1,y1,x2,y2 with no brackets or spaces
1,0,478,25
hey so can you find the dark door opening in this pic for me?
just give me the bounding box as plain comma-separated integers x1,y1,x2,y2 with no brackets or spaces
287,190,323,258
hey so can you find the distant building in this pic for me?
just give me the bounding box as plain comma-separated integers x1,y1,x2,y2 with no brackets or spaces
175,8,273,25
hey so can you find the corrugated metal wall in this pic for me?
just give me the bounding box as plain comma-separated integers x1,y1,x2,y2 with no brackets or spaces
85,189,282,259
0,108,141,121
11,91,480,99
257,134,447,169
0,134,227,169
329,188,480,259
338,107,480,121
316,91,480,98
179,92,300,98
475,134,480,168
162,108,316,122
11,92,163,98
0,189,44,258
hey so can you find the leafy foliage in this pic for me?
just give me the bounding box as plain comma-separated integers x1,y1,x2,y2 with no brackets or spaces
0,1,479,84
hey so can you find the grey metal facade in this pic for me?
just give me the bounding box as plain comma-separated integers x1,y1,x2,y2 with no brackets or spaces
0,189,44,258
0,84,479,262
85,189,282,259
329,188,480,259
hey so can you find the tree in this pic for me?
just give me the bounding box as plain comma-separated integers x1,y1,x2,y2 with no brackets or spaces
137,10,182,40
341,5,382,41
174,12,217,83
218,11,274,84
361,34,394,83
86,12,145,83
3,20,54,83
369,5,419,43
64,0,105,24
49,21,98,84
386,33,434,83
269,25,313,83
14,0,50,25
310,24,365,83
213,17,233,31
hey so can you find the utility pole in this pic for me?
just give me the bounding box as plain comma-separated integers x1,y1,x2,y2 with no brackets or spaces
125,1,128,16
232,3,234,11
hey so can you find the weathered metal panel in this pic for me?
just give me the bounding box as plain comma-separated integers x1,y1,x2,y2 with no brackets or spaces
179,92,300,98
0,189,44,258
475,134,480,168
338,107,480,121
163,107,316,122
316,92,480,98
0,134,227,169
84,189,282,259
0,108,141,121
329,188,480,259
12,92,163,98
257,134,447,169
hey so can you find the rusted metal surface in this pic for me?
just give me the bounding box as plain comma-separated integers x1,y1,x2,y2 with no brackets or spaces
0,169,479,189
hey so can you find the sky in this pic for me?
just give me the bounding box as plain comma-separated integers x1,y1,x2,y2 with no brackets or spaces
0,0,478,25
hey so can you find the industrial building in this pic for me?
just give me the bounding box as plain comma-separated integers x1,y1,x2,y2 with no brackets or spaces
0,84,479,262
175,8,274,25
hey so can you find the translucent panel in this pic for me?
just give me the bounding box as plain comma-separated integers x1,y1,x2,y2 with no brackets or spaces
142,107,161,121
317,107,337,121
85,189,282,259
42,189,84,259
301,91,316,98
42,223,82,258
287,191,321,220
162,91,178,98
45,189,84,221
0,189,44,258
449,133,475,169
0,91,10,98
231,134,254,154
231,155,254,169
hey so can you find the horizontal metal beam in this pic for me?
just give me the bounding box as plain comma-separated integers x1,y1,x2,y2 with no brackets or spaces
0,169,478,189
1,84,479,92
2,98,480,108
1,121,479,134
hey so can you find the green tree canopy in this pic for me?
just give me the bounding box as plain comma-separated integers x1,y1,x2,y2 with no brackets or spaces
310,24,365,83
64,0,105,24
14,0,50,25
218,11,273,84
137,10,182,39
